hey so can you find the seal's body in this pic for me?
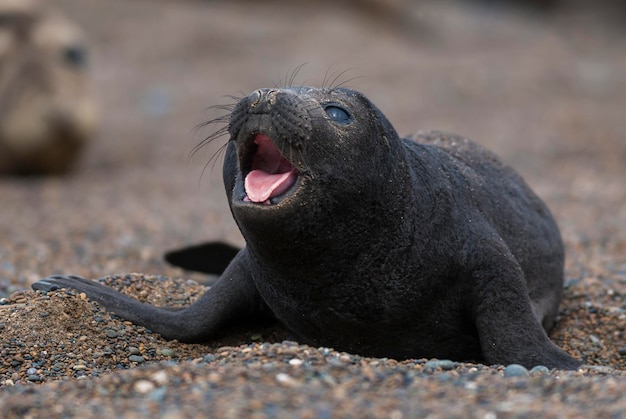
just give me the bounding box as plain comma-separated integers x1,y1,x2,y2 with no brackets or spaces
0,0,97,174
33,86,579,369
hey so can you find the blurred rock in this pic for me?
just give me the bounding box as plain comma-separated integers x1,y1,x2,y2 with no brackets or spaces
0,0,97,175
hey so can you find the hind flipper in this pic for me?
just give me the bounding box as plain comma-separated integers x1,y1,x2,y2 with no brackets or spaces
164,241,241,275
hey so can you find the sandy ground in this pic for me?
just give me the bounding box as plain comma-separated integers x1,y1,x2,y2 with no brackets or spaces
0,0,625,417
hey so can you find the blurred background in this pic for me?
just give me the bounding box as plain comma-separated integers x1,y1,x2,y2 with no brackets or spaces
0,0,625,297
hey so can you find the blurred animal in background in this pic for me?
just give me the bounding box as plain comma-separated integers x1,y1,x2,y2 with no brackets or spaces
0,0,97,175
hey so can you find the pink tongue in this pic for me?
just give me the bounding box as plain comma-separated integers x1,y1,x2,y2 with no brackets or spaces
244,135,297,203
245,170,297,203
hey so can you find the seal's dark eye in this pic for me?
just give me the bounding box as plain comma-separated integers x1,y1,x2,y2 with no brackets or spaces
63,46,87,68
324,105,352,124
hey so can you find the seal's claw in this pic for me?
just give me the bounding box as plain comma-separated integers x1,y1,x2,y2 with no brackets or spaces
31,279,60,292
48,274,88,281
31,274,89,292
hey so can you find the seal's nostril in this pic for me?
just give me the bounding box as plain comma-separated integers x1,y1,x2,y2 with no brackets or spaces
266,89,278,105
248,89,280,113
251,90,263,107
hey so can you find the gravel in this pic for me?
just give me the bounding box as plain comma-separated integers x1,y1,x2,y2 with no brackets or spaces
0,273,624,417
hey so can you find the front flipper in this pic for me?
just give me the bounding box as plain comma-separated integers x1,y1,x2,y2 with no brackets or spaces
31,250,269,342
463,240,581,370
164,241,241,275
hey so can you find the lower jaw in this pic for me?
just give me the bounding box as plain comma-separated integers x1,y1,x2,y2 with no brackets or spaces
237,176,302,207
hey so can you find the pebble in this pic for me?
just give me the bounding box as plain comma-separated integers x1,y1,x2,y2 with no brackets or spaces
129,355,145,363
128,346,141,355
529,365,550,375
589,335,602,345
133,379,155,393
147,387,168,402
423,359,456,372
503,364,529,377
160,348,175,357
150,370,168,385
9,291,28,304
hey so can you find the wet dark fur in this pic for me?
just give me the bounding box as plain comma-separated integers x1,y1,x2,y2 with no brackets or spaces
33,86,580,369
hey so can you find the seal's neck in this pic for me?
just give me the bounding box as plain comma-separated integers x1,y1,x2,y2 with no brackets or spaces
236,148,423,277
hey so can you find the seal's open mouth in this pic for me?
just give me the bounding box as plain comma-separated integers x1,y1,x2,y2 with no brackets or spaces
243,134,298,205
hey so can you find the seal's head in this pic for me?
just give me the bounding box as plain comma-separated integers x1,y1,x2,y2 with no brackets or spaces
223,87,412,265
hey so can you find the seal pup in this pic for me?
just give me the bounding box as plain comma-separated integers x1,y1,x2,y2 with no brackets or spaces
33,86,580,369
0,0,97,175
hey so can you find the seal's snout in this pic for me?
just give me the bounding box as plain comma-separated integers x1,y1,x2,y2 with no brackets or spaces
228,88,316,206
230,88,312,146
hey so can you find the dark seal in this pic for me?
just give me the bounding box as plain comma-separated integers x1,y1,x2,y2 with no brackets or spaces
33,86,580,369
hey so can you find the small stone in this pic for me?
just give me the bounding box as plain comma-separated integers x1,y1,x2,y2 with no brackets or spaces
128,355,145,363
262,362,277,371
275,373,299,387
424,359,456,372
127,346,140,355
618,347,626,356
148,386,167,402
328,358,347,369
289,358,303,366
584,365,614,374
38,311,49,318
150,370,168,385
133,379,155,393
160,348,174,357
503,364,529,377
27,374,42,382
529,365,550,375
589,335,601,345
563,278,581,288
105,329,119,338
9,291,24,301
